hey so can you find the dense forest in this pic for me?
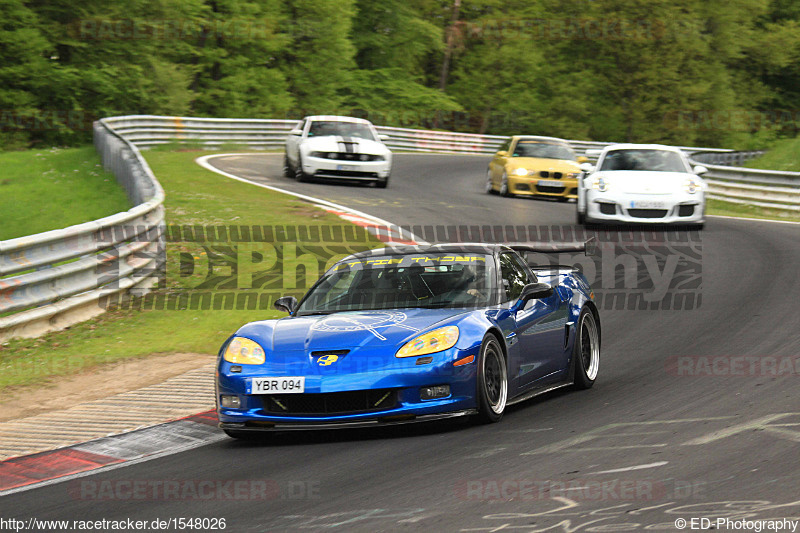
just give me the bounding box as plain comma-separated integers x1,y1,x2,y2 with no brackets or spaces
1,0,799,149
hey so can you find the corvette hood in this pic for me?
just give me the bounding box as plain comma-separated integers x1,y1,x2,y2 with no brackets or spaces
594,171,694,195
240,308,469,355
302,135,388,156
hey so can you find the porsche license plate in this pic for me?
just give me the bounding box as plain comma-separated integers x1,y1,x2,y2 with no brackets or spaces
250,377,305,394
336,165,356,171
630,200,666,209
538,179,564,188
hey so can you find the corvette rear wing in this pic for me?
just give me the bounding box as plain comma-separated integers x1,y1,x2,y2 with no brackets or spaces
508,237,597,256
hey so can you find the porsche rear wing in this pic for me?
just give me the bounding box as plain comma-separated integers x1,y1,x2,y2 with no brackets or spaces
508,238,596,256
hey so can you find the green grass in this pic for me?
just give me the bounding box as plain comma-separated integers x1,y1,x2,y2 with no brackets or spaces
744,137,800,172
0,146,130,241
0,150,379,390
707,198,800,223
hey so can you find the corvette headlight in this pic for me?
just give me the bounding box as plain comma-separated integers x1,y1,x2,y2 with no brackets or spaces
224,337,265,365
593,177,609,192
685,178,701,194
396,326,459,358
514,167,528,176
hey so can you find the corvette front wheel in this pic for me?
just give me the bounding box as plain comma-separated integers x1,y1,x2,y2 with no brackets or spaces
475,334,508,423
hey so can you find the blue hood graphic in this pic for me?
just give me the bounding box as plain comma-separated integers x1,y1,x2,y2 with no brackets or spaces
239,309,470,354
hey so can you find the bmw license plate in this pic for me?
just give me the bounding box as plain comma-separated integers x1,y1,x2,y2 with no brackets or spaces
538,179,564,188
336,165,356,171
249,377,305,394
630,200,666,209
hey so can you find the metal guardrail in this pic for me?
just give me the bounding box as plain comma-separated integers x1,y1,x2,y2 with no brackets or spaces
2,115,796,341
0,120,166,342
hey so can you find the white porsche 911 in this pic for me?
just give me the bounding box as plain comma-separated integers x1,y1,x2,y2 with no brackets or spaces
284,115,393,188
576,144,708,229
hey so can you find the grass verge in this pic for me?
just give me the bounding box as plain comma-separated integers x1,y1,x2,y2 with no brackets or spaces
0,150,379,390
744,137,800,172
0,146,130,241
707,198,800,223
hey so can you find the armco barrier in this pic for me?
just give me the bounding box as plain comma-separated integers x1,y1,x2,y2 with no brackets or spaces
2,115,796,341
0,120,165,342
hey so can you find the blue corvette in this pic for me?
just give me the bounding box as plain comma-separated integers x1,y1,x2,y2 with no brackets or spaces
216,243,600,438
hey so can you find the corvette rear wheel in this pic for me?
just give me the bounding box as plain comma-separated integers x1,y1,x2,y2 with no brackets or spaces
573,307,600,389
475,334,508,423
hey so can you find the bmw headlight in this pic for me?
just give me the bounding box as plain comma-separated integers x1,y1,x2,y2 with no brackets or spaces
514,168,528,177
224,337,265,365
396,326,459,358
593,177,609,192
565,172,579,180
685,178,701,194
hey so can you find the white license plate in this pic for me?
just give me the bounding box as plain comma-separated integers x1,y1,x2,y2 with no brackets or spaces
630,200,666,209
336,164,356,171
250,377,305,394
538,179,565,188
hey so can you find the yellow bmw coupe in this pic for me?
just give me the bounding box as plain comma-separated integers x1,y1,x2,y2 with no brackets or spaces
486,136,587,200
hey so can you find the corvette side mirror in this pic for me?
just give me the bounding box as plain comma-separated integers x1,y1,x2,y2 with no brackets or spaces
512,283,554,311
274,296,298,314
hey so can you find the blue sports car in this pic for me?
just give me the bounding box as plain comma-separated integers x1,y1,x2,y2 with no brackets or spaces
216,243,600,438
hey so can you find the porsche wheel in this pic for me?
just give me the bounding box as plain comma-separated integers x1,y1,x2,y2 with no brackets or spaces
295,155,311,182
485,170,496,194
376,174,389,188
499,172,511,197
475,334,507,423
573,307,600,389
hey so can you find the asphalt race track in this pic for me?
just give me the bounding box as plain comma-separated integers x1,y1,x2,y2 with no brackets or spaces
3,154,799,531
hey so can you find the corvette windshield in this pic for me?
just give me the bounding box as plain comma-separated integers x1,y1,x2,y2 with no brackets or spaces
512,142,575,160
308,121,376,141
296,254,495,314
599,149,687,172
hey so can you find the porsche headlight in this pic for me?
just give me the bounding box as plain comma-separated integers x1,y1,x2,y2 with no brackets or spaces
396,326,459,358
685,178,701,194
593,177,609,192
514,167,528,176
224,337,266,365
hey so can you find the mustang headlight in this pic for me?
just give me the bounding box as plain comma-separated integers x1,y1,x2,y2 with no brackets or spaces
224,337,265,365
514,167,528,177
685,178,701,194
593,177,609,192
309,151,327,158
396,326,459,358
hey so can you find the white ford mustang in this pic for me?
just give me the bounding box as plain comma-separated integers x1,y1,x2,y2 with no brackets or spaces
284,115,393,188
576,144,708,229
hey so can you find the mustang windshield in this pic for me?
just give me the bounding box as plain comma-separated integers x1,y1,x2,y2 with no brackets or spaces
296,254,495,314
513,142,575,160
599,149,687,172
308,121,376,141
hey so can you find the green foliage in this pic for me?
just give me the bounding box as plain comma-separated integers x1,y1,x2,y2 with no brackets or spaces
1,0,799,148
